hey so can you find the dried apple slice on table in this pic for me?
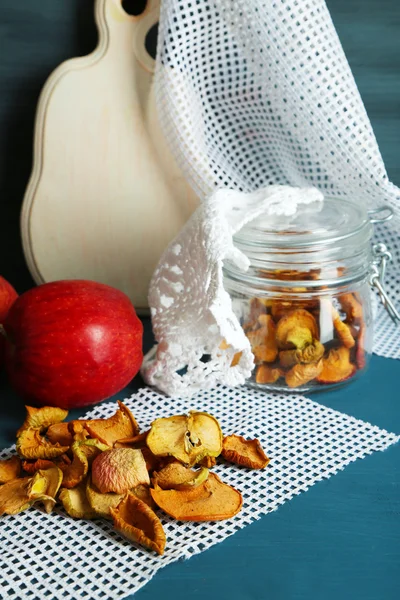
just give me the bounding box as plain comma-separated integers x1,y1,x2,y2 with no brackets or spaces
0,455,21,483
84,401,139,446
147,411,223,467
221,435,270,469
59,480,97,519
91,448,149,494
86,475,124,519
17,406,68,436
16,428,70,460
46,422,73,446
111,493,166,555
62,439,109,489
151,462,209,490
151,473,243,522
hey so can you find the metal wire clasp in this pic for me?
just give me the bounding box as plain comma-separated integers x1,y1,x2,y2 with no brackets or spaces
370,243,400,324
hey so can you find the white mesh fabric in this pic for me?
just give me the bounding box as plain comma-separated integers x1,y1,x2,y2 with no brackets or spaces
143,185,323,396
145,0,400,395
0,386,398,600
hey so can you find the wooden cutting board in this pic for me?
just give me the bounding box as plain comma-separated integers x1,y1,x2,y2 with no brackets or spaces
21,0,198,313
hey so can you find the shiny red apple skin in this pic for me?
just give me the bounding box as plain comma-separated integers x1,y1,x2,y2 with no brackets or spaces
3,280,143,409
0,275,18,365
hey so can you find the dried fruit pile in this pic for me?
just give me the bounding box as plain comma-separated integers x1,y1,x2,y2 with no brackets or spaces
0,402,270,555
244,289,365,389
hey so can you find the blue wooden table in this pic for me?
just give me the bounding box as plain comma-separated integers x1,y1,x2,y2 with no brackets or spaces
0,318,399,600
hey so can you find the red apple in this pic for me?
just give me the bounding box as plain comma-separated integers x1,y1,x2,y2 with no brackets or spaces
0,275,18,365
3,280,143,409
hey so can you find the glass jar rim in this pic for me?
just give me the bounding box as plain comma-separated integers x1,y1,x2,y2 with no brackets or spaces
233,196,373,251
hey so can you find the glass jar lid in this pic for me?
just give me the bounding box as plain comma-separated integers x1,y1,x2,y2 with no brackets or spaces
227,197,375,291
234,197,372,250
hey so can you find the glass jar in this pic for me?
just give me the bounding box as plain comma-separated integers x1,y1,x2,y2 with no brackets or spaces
223,197,397,393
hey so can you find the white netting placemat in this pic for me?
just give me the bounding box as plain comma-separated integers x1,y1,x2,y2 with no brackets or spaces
1,385,398,600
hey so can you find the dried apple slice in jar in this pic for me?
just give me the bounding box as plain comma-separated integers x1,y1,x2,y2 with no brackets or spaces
279,340,324,368
275,309,318,350
332,307,355,349
317,346,356,384
255,364,282,384
221,435,270,469
111,493,166,555
285,360,323,388
151,473,243,522
147,411,223,467
246,314,278,363
339,293,363,322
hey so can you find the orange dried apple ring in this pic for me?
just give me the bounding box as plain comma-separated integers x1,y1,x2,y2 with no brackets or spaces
85,401,140,446
17,406,68,437
0,455,21,484
62,439,109,489
30,467,63,514
332,307,355,348
246,314,278,363
16,428,70,460
279,340,324,368
68,420,90,442
59,481,97,519
111,492,166,555
285,360,323,388
152,462,209,490
221,435,270,469
114,431,149,448
22,459,56,474
339,293,363,321
317,346,356,384
151,472,243,522
46,422,73,446
276,309,318,350
255,364,282,384
0,477,34,516
147,411,222,467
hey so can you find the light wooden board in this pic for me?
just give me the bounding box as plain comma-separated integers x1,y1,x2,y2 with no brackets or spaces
21,0,198,312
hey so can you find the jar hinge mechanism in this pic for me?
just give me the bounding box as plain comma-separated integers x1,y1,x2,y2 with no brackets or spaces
370,243,400,325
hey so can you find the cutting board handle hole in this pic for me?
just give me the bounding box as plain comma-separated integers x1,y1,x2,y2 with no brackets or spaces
145,22,158,60
121,0,147,16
